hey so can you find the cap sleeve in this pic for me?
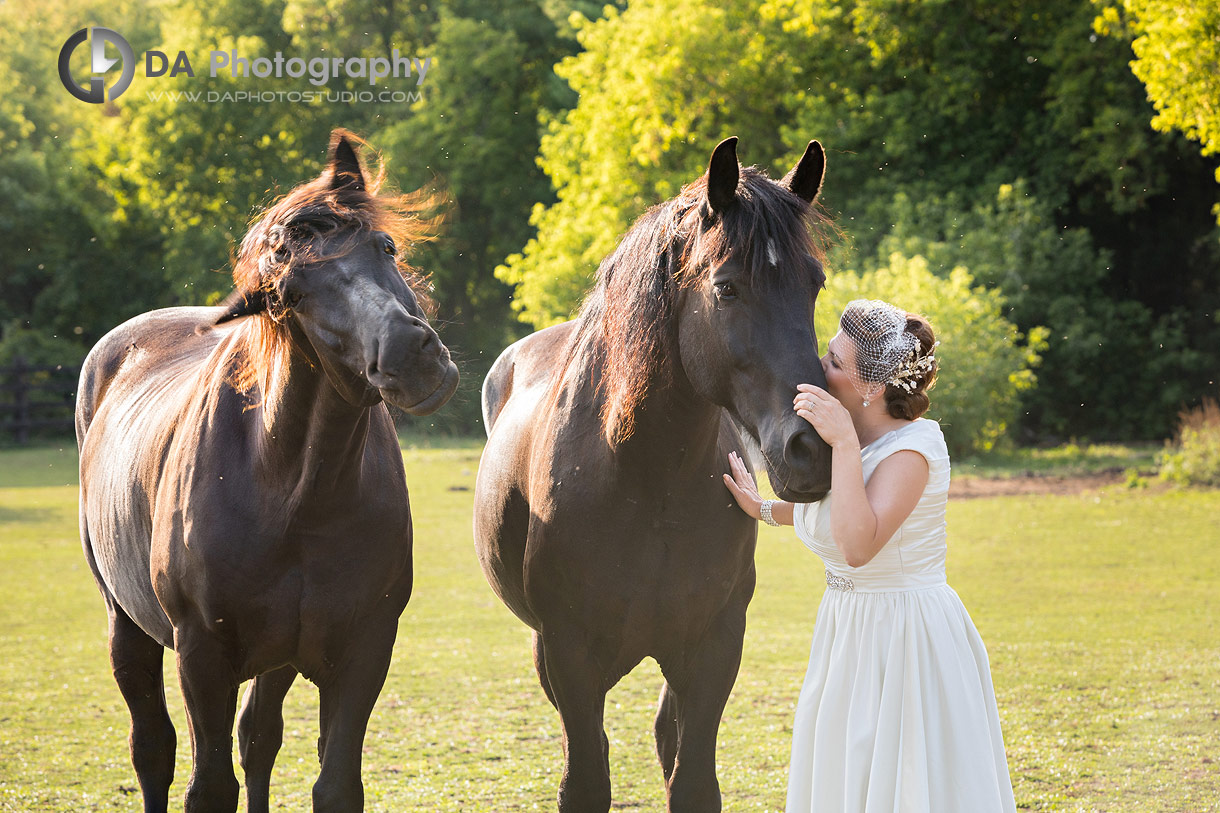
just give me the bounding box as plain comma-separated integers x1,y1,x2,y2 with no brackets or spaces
886,419,950,492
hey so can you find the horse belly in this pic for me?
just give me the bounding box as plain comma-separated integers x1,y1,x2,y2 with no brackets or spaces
81,400,177,647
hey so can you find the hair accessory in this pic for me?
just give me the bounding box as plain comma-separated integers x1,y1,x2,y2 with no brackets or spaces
760,499,781,527
887,341,939,392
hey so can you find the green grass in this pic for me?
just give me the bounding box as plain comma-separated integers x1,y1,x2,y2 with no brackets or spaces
957,441,1162,479
1,442,1217,811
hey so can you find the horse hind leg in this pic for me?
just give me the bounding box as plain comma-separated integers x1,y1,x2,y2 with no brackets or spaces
108,602,177,813
237,665,298,813
532,630,557,708
83,510,176,813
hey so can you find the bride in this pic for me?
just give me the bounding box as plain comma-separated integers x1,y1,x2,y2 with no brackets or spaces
724,299,1018,812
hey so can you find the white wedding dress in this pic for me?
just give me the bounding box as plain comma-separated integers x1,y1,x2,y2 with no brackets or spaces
786,418,1017,813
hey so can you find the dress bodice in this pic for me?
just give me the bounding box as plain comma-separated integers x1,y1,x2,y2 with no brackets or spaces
793,418,951,591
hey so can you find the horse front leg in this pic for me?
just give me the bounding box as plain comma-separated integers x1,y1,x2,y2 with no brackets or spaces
237,665,298,813
311,621,398,813
174,628,241,813
656,604,747,813
540,624,613,813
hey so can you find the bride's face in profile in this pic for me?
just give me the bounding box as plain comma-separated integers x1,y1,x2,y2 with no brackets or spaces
820,332,861,405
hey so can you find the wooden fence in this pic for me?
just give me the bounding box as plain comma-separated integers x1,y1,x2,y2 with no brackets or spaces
0,357,80,444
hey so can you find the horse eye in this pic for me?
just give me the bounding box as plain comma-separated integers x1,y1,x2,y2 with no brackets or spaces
284,291,303,308
383,239,397,256
714,281,739,301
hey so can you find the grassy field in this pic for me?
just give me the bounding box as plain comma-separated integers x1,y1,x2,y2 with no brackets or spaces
0,441,1217,811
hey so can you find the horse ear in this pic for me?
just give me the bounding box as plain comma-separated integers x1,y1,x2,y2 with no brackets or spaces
214,288,268,324
327,131,366,192
783,140,825,204
707,136,740,213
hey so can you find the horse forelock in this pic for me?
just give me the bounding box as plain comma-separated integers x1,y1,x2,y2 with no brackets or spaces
577,166,834,445
225,150,445,400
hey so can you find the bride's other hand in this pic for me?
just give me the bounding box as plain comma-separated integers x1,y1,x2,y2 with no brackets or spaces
722,451,762,518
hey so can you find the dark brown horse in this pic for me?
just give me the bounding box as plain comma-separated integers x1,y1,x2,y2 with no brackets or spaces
474,137,834,811
75,130,458,813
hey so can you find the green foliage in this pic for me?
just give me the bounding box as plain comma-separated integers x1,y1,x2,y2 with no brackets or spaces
1096,1,1220,187
818,254,1044,455
1157,398,1220,488
497,0,804,326
377,2,577,433
0,324,87,368
868,182,1210,440
0,0,172,341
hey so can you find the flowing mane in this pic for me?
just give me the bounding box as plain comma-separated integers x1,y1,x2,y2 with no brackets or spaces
573,166,833,444
225,129,443,398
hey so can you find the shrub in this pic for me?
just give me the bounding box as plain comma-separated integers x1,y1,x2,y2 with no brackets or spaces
1158,398,1220,488
863,183,1213,442
817,253,1045,457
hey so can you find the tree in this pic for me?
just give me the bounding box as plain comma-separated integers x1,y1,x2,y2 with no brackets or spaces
0,0,171,344
497,0,1220,441
872,183,1207,439
498,0,806,326
375,2,579,431
1096,1,1220,187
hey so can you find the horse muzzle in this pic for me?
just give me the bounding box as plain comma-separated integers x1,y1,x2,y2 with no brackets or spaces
375,359,459,416
763,426,832,502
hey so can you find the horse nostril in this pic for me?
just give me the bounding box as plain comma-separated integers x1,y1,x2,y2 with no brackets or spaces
367,361,379,379
417,325,436,354
784,429,818,469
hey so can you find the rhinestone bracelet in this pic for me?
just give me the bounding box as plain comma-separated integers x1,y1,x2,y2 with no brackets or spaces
759,500,781,527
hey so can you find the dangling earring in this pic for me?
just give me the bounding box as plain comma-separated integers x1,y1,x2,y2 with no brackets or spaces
862,398,870,407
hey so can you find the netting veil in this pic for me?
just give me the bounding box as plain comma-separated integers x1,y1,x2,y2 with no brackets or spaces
834,299,924,404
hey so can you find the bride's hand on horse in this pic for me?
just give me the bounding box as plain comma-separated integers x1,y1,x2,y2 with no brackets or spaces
794,384,858,449
722,451,762,518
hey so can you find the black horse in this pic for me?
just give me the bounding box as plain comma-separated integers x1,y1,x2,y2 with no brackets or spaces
474,137,834,811
75,130,458,812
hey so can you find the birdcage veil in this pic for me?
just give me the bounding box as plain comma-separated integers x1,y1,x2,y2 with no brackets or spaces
835,299,935,404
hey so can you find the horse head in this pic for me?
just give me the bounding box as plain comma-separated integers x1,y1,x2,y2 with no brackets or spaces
673,138,833,500
218,130,459,416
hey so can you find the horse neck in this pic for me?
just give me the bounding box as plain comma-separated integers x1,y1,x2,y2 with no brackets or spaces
630,369,723,469
575,336,723,472
255,328,371,486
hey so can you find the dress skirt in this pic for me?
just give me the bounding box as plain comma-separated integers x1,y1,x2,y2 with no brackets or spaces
784,582,1017,813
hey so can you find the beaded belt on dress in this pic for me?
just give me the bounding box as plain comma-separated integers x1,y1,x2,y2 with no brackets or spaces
825,570,855,591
